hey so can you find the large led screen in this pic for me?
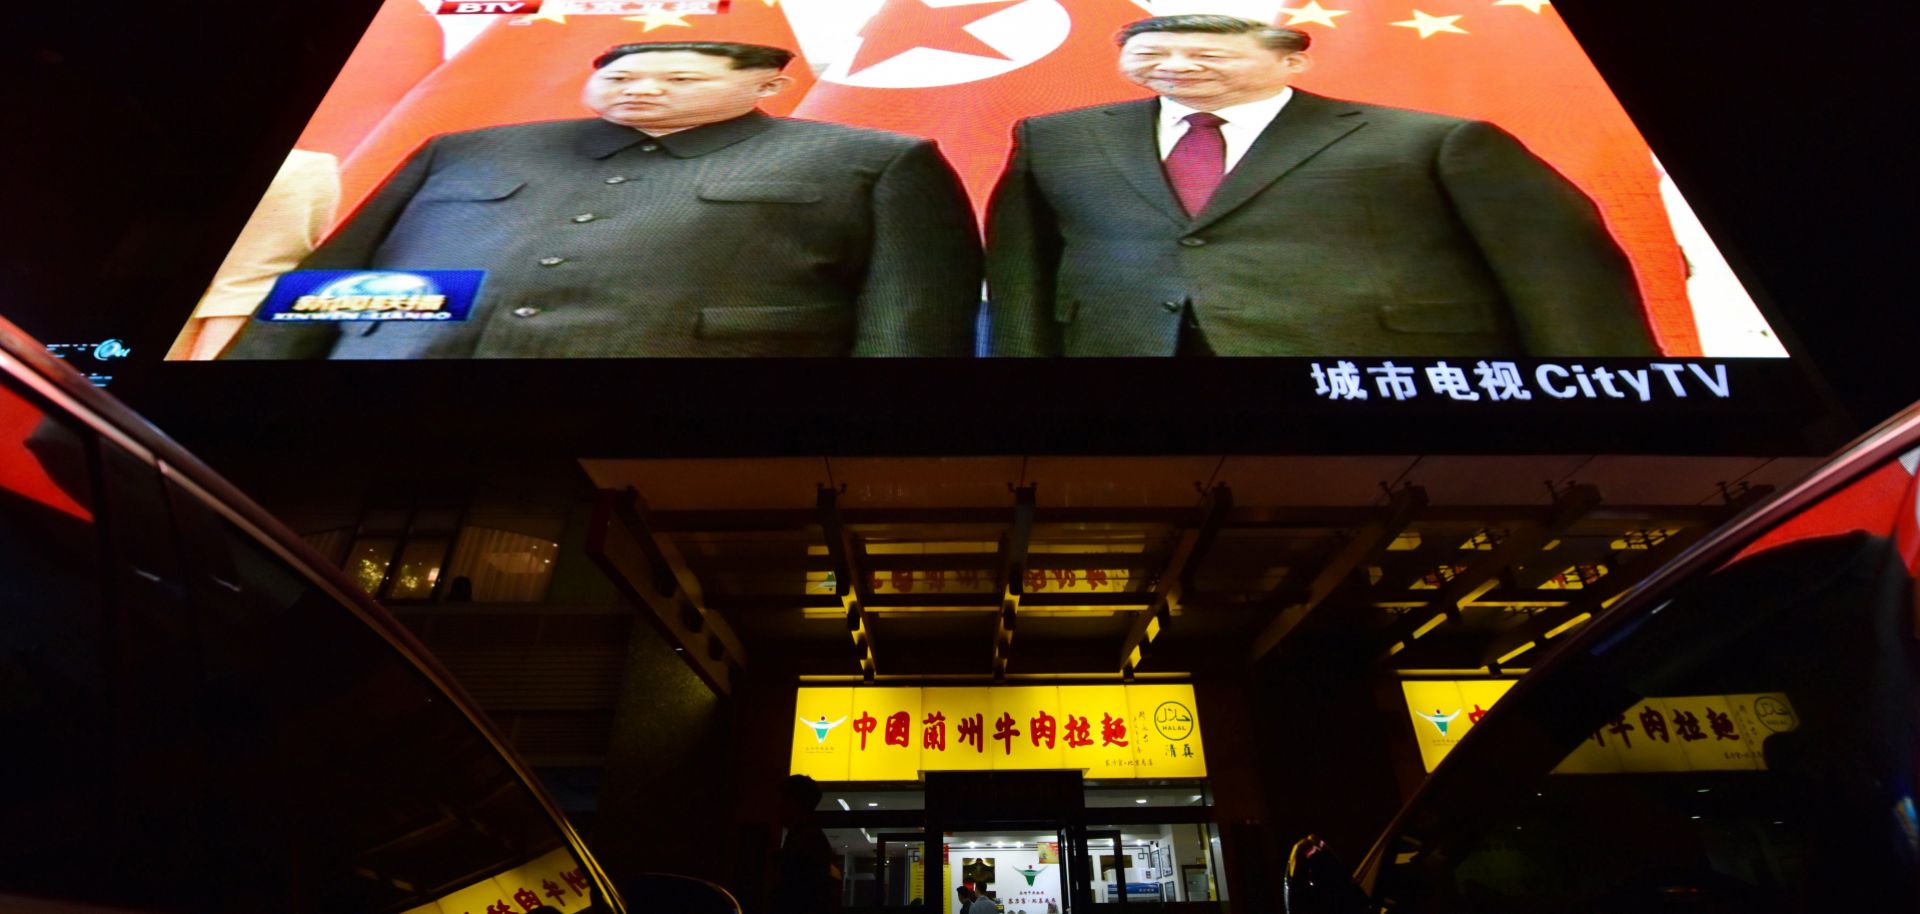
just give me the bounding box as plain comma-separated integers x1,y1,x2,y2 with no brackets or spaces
169,0,1788,380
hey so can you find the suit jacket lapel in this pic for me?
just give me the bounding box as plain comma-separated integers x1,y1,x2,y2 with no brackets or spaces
1189,91,1367,231
1096,100,1188,225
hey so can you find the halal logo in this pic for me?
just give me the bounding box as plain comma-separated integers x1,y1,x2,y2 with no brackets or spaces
799,714,849,745
1416,708,1461,737
1153,701,1195,740
1753,696,1797,733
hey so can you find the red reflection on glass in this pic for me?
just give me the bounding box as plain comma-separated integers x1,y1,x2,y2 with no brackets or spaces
0,386,91,521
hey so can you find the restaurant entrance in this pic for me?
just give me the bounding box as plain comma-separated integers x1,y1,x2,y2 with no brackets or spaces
927,771,1081,914
823,772,1222,914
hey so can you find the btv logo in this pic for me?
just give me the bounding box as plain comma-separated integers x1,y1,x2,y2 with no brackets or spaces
438,1,541,13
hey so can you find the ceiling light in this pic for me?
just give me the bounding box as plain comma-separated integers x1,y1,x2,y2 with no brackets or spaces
836,799,850,811
1135,798,1148,804
1189,795,1202,802
867,802,879,807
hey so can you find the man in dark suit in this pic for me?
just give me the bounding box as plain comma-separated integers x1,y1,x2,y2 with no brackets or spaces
226,41,981,359
985,15,1658,358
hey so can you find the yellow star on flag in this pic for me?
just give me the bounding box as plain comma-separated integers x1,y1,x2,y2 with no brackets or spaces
1277,2,1350,28
1493,0,1550,12
522,6,570,24
1390,10,1468,38
626,11,695,31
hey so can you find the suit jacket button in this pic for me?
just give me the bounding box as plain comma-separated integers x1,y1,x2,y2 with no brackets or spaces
1179,237,1207,247
1160,300,1183,314
538,256,566,266
512,307,540,318
571,213,597,223
640,143,660,152
604,176,628,185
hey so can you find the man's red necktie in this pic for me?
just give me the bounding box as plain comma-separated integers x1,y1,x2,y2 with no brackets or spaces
1164,111,1227,217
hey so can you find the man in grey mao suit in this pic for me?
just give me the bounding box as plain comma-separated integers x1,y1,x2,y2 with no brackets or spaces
985,15,1659,358
225,41,981,359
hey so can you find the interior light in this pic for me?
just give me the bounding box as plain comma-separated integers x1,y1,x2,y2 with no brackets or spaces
1411,612,1447,640
1495,641,1536,665
1689,815,1702,821
868,802,880,807
1696,788,1710,793
1544,612,1592,639
1135,798,1148,804
836,798,850,811
1190,795,1202,802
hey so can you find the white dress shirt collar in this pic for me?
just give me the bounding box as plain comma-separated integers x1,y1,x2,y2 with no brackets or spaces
1157,87,1295,171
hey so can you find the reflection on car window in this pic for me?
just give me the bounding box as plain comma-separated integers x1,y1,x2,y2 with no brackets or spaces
0,378,110,904
0,366,586,912
1375,463,1920,912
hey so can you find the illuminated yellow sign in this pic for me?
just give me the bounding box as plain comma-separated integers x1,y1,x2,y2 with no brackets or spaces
791,685,1206,781
1402,680,1798,774
400,847,594,914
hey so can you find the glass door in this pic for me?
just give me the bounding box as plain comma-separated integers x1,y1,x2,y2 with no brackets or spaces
874,831,928,911
1062,826,1134,912
945,829,1074,914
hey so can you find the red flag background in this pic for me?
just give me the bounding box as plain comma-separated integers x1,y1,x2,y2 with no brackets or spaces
1273,0,1698,354
293,0,446,160
336,0,815,217
792,0,1152,220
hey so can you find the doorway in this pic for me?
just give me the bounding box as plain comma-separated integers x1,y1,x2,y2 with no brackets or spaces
822,773,1220,913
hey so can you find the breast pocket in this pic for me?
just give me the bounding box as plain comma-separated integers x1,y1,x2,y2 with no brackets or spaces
413,178,526,203
696,181,824,204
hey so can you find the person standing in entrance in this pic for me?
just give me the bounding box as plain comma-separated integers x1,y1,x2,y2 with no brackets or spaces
775,774,839,913
1282,833,1365,913
968,886,999,914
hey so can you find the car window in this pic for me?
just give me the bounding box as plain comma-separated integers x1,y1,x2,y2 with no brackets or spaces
0,369,597,913
1369,457,1920,912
